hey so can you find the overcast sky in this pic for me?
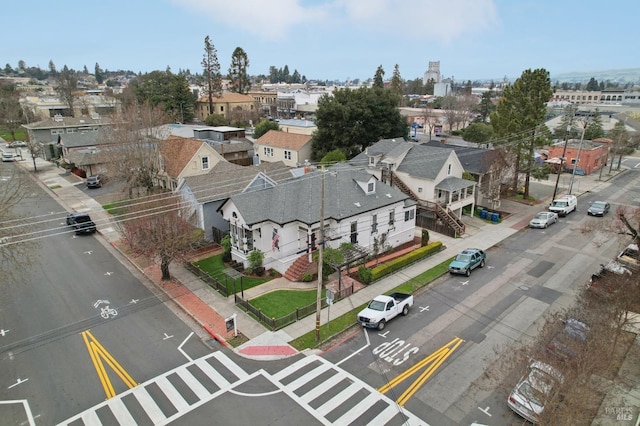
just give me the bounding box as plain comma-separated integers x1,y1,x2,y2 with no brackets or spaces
4,0,638,82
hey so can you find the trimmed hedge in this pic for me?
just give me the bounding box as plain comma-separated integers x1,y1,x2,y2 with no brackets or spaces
370,241,443,282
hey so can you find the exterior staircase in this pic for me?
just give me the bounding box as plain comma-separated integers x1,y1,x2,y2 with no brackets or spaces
284,254,315,282
388,170,465,236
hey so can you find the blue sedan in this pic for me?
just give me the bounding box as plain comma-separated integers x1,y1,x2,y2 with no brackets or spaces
449,248,486,276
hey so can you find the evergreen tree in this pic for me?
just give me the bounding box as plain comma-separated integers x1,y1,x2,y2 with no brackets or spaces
584,109,605,140
373,65,385,89
94,63,104,84
202,35,222,115
389,64,404,105
48,60,57,75
311,87,407,160
586,77,599,91
490,68,553,199
228,47,250,94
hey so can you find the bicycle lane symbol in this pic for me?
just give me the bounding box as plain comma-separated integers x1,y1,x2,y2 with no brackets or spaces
94,299,118,319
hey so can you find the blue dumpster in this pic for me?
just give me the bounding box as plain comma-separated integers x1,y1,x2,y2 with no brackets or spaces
480,210,487,219
491,212,499,222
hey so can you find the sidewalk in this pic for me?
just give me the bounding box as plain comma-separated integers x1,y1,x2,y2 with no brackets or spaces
13,155,622,354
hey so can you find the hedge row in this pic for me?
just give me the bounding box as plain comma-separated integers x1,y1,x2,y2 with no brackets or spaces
370,241,443,282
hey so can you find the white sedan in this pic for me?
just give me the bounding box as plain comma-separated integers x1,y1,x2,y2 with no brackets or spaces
529,211,558,229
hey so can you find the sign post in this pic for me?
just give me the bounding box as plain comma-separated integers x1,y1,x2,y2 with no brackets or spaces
326,289,334,333
225,313,237,337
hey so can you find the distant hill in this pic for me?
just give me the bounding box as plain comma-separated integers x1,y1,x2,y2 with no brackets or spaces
551,68,640,84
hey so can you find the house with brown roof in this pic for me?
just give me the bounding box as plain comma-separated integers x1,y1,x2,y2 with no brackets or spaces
195,93,257,121
254,130,313,167
156,136,226,190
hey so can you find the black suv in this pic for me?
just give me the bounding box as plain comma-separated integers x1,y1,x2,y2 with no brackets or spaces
66,212,97,235
86,175,102,188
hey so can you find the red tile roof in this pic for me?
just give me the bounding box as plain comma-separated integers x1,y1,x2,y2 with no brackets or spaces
255,130,312,150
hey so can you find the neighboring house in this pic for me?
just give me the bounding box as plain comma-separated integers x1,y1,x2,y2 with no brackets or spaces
350,138,476,236
177,161,290,242
21,95,119,121
247,89,278,118
23,114,112,160
547,139,608,175
254,130,313,167
219,163,417,276
156,136,226,190
211,139,254,166
422,140,509,209
277,119,317,135
65,148,111,177
194,93,256,121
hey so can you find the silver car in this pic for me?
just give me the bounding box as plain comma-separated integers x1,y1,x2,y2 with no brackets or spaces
529,211,558,229
508,361,564,424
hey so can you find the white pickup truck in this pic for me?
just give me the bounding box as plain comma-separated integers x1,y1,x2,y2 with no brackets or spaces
357,292,413,330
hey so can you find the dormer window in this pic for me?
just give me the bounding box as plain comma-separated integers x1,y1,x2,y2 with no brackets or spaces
202,156,210,170
367,182,374,193
447,164,452,175
369,157,374,165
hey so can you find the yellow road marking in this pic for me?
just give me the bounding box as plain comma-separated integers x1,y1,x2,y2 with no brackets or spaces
81,330,138,399
379,336,464,406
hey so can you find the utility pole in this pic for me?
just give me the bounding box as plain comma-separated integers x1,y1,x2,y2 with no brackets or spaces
551,107,575,201
315,169,325,341
569,121,588,195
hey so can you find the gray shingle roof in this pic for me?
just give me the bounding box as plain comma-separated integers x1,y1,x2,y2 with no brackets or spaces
182,161,292,204
350,138,453,180
436,176,475,191
229,163,410,226
421,141,500,174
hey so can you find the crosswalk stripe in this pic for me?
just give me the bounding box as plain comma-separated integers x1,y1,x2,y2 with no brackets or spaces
286,363,331,391
272,356,316,381
316,381,360,417
369,403,401,425
212,351,249,380
195,358,231,388
176,368,210,400
108,397,137,425
79,409,100,425
156,376,190,412
299,373,345,404
132,386,166,424
333,392,381,425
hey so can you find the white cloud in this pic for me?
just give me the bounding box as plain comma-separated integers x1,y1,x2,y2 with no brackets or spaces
174,0,498,43
174,0,332,40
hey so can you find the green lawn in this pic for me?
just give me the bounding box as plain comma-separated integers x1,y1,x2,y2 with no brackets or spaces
0,127,28,142
250,288,326,318
194,254,272,294
289,257,454,350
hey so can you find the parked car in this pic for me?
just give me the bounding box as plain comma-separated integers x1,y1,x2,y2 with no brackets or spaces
8,141,27,148
448,248,486,276
548,195,577,216
529,212,558,229
546,318,590,361
86,175,102,188
357,293,413,330
66,212,97,235
589,260,633,295
2,152,15,162
587,201,610,216
507,360,564,424
616,243,639,271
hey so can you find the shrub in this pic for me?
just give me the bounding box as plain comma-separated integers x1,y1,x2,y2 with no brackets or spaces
370,241,443,282
248,249,264,270
255,266,265,276
244,268,253,276
421,229,430,246
358,266,373,284
221,235,231,254
301,272,314,282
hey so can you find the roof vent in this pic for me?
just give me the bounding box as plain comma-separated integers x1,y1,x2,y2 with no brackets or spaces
386,193,392,198
354,202,361,207
53,114,64,122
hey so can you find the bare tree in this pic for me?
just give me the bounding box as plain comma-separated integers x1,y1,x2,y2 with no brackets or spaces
421,103,441,140
117,195,204,280
0,166,38,282
100,102,169,198
54,65,79,117
440,95,459,133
